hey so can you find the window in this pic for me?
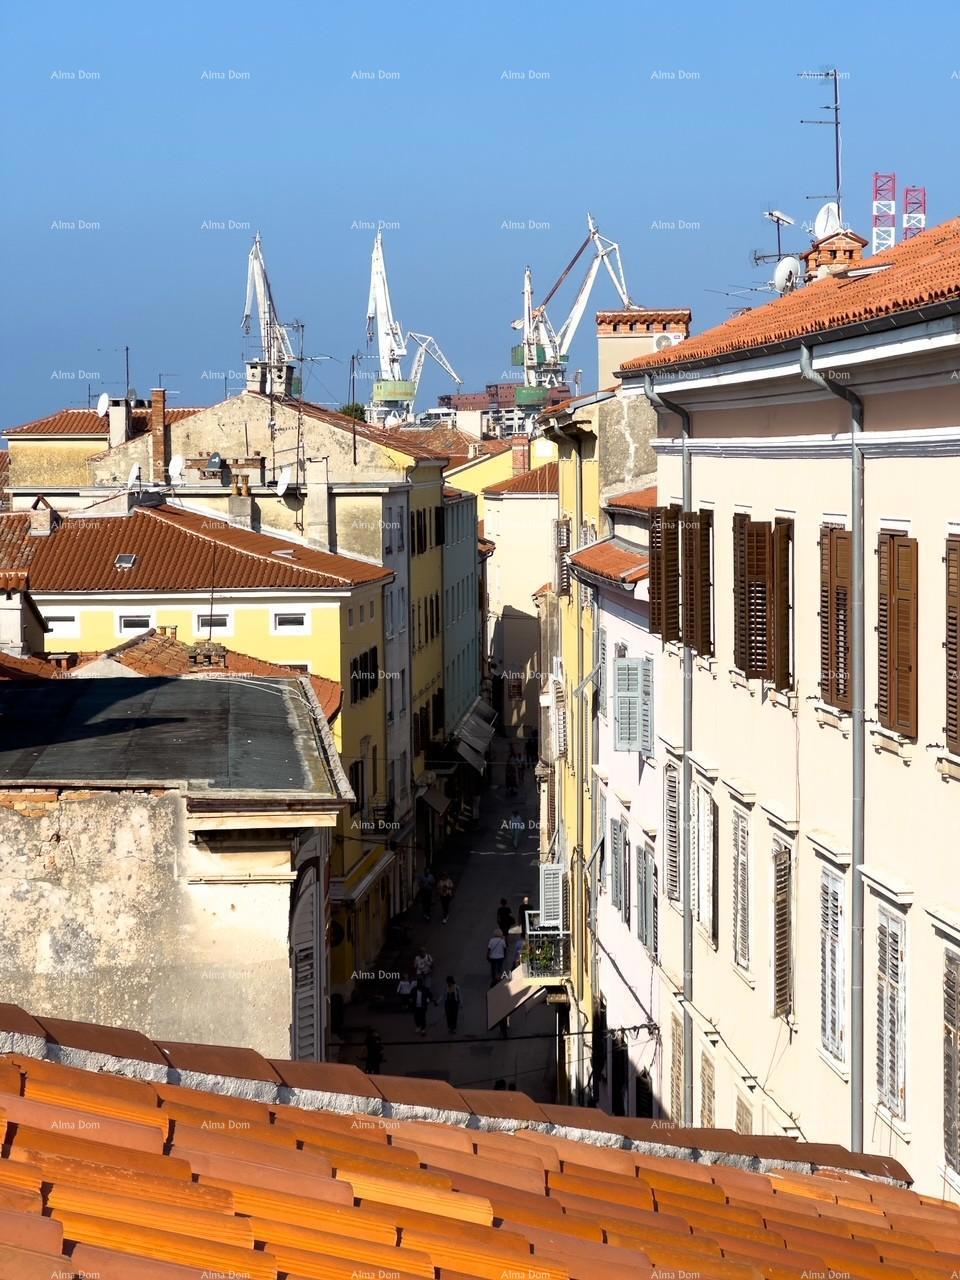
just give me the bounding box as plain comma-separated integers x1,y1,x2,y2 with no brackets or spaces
613,655,654,754
735,1094,753,1135
196,613,229,632
944,951,960,1173
820,525,851,710
733,514,792,686
399,587,407,632
821,868,845,1061
399,750,408,794
700,1053,715,1128
877,909,906,1118
399,669,406,713
398,511,404,551
384,507,393,553
732,807,750,970
946,538,960,755
670,1015,683,1121
369,600,375,621
348,760,365,815
690,783,718,945
387,760,396,804
681,509,714,656
387,679,394,723
610,818,622,910
386,592,394,639
119,615,151,633
359,604,365,623
349,647,379,704
637,841,658,956
44,615,79,637
553,680,567,757
773,841,793,1018
877,531,918,737
649,506,680,640
273,612,306,632
555,519,571,595
348,608,354,628
664,765,680,901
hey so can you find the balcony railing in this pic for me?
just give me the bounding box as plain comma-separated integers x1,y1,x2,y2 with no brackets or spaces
521,927,571,982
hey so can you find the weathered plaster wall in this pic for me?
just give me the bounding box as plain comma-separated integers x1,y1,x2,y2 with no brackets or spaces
0,788,293,1054
598,394,658,528
9,439,108,488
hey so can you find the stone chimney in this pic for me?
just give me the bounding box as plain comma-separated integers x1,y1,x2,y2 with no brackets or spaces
802,230,868,283
108,397,131,449
188,640,228,669
512,437,531,475
149,388,167,483
245,360,296,397
597,309,692,388
28,500,58,537
157,625,178,640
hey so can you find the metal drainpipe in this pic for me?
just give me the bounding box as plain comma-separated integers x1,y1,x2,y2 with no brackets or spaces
570,429,586,1102
644,375,694,1126
799,343,865,1153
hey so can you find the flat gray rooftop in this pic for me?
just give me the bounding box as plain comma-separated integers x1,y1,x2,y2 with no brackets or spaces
0,677,331,793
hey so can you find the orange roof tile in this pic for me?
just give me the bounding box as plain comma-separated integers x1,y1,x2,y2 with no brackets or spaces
3,406,201,438
620,216,960,373
483,462,559,496
608,486,657,511
0,1005,951,1278
267,396,451,462
568,537,649,586
0,505,389,594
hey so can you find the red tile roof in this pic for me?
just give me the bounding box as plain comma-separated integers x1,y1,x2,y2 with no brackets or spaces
0,1006,948,1279
0,652,62,681
620,216,960,373
77,629,343,721
4,407,201,438
608,487,657,512
0,506,390,593
267,397,450,462
569,537,649,585
394,425,511,471
483,462,559,496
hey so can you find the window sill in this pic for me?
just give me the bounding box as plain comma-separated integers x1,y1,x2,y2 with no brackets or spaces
874,1104,911,1144
695,655,718,679
869,725,915,765
664,641,682,660
817,1047,849,1082
814,702,851,736
696,922,719,951
728,668,757,696
731,963,755,990
763,685,798,713
935,750,960,783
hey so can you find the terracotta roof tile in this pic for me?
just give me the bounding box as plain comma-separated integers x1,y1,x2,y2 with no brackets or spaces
568,536,649,585
33,1014,169,1065
366,1073,470,1113
0,1005,46,1042
154,1041,283,1083
4,406,200,438
483,461,559,495
68,1243,211,1280
270,395,450,462
608,485,657,511
621,216,960,373
457,1087,550,1123
268,1058,381,1098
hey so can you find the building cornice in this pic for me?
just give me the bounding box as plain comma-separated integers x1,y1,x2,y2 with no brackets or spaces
653,427,960,461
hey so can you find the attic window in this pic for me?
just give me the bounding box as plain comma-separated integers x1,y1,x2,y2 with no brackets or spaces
115,554,137,570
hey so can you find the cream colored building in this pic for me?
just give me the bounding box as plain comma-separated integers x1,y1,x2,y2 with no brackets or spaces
617,217,960,1199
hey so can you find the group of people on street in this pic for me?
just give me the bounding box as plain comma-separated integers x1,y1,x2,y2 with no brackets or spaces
416,869,455,923
486,893,531,985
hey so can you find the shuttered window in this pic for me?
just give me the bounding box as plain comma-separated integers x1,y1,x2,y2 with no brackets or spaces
639,656,655,755
614,657,642,751
637,842,657,956
700,1053,715,1127
553,680,567,757
664,765,681,901
773,518,793,690
539,863,564,927
773,841,793,1018
671,1015,684,1121
610,818,623,909
820,525,852,711
650,506,681,640
877,910,906,1118
736,1094,753,1135
682,508,714,656
732,808,750,970
820,869,845,1061
597,626,608,718
945,951,960,1174
947,539,960,757
733,515,793,686
621,826,631,926
555,520,571,595
877,532,919,737
691,782,718,944
291,865,320,1060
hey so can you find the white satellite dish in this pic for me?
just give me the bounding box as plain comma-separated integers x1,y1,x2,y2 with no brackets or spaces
127,463,141,490
813,202,842,241
168,454,185,484
265,372,274,396
773,256,803,294
96,392,110,418
275,465,292,497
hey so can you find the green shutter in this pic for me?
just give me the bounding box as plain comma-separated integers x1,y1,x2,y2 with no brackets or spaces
614,657,642,751
640,656,655,755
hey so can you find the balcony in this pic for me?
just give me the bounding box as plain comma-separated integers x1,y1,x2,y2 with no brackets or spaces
521,925,571,984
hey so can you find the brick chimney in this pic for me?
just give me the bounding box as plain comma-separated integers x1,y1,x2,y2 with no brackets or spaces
802,230,868,282
511,437,531,475
188,640,227,668
28,499,58,537
149,388,167,483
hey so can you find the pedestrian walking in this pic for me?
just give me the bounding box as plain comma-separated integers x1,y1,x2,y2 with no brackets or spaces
496,898,515,937
412,978,435,1036
417,870,435,921
517,894,531,938
396,972,416,1010
443,975,462,1033
486,929,506,985
363,1029,384,1074
510,809,523,850
413,947,434,997
437,872,454,923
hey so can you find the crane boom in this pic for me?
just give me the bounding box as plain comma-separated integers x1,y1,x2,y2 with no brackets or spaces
366,230,406,380
242,232,295,366
407,332,462,392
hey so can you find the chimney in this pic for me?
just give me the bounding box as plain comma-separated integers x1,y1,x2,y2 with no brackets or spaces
108,397,131,449
512,437,531,475
29,501,58,537
149,388,167,483
245,360,295,397
802,230,868,283
188,640,227,669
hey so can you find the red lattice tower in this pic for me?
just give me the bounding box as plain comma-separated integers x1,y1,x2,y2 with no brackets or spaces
902,186,927,240
871,173,896,254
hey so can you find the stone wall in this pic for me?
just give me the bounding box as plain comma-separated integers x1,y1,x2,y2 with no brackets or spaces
598,393,658,529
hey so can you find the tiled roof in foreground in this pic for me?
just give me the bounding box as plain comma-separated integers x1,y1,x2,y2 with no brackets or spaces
607,486,657,512
569,537,649,586
3,406,201,438
0,1006,952,1279
618,216,960,373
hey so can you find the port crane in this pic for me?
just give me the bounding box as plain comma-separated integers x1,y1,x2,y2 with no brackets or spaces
365,229,461,423
511,213,635,402
242,232,295,368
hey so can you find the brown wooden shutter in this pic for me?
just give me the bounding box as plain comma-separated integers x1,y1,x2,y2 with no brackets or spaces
819,527,834,704
772,519,793,690
700,1052,715,1127
944,951,960,1174
773,843,793,1018
877,532,892,725
733,513,749,671
745,519,773,679
822,527,852,712
681,510,714,657
662,505,681,642
879,533,918,736
697,508,713,657
670,1015,683,1121
946,538,960,756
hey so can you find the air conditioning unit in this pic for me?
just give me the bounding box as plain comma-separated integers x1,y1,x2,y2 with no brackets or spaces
654,333,685,352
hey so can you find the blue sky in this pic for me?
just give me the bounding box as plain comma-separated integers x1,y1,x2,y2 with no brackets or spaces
2,0,957,424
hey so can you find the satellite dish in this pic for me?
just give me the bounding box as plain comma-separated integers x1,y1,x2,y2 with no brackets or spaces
168,454,185,483
208,452,223,470
275,465,292,497
264,372,273,396
510,319,524,331
813,202,841,241
774,256,803,294
96,392,110,418
127,463,141,490
127,386,138,404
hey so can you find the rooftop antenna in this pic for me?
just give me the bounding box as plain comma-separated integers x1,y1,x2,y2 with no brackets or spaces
773,256,803,294
800,68,845,229
157,372,179,389
752,210,797,265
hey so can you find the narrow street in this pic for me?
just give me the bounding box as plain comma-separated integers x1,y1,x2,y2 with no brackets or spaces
338,739,557,1099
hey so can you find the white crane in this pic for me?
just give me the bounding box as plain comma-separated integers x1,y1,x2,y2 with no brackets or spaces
365,230,461,422
242,232,295,368
512,213,635,390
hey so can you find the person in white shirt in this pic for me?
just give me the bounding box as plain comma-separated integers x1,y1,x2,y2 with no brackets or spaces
486,929,506,985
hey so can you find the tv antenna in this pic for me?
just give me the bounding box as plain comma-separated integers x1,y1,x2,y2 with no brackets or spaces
800,68,845,229
751,210,797,265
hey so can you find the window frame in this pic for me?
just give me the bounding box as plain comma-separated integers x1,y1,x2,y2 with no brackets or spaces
194,610,233,637
270,610,309,635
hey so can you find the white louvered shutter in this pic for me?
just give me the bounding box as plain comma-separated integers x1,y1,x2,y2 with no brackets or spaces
820,870,844,1059
945,952,960,1174
877,911,906,1117
539,863,564,927
598,627,607,715
665,767,680,901
689,783,700,919
614,658,642,752
610,817,622,909
773,842,793,1018
732,808,750,970
639,656,655,755
621,825,631,925
702,789,715,942
290,866,320,1060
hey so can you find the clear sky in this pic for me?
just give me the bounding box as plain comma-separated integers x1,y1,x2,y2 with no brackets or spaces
2,0,957,425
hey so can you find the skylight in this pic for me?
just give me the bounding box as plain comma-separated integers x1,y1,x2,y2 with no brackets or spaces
114,554,137,570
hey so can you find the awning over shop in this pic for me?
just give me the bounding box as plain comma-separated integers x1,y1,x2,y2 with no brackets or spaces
421,785,453,816
453,697,497,773
486,974,547,1031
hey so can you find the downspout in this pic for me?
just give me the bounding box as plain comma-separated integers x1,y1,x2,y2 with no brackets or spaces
799,343,865,1153
571,429,586,1103
644,375,694,1126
